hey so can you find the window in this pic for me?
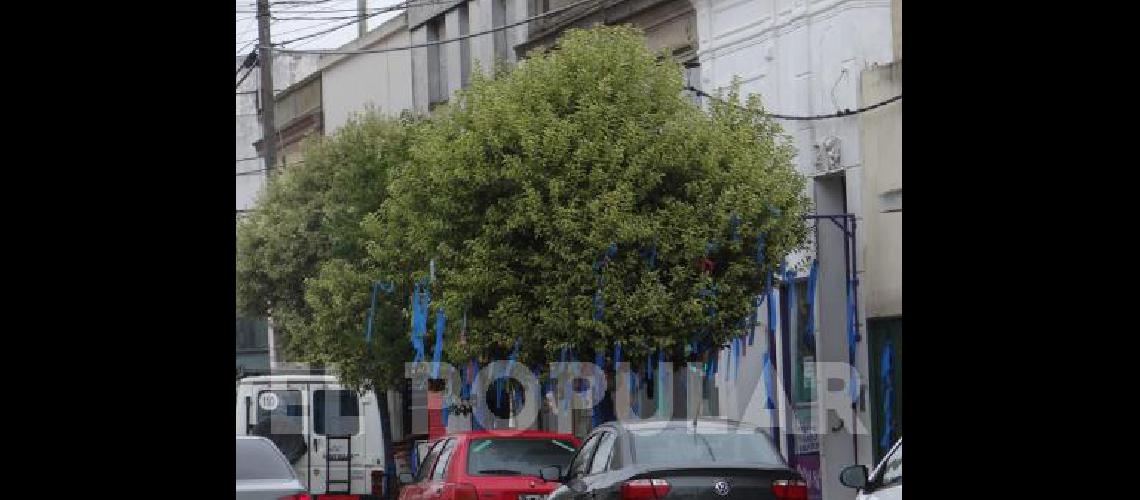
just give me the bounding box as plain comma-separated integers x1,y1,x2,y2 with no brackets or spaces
313,390,360,436
788,278,816,404
467,438,578,477
628,428,785,466
588,432,616,474
415,440,445,482
236,316,268,350
432,439,457,480
256,390,303,435
876,441,902,487
778,279,816,408
567,433,601,478
237,438,297,480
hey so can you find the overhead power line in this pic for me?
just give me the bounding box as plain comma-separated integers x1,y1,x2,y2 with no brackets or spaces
683,86,902,121
275,0,601,54
236,65,257,89
238,1,455,14
274,8,394,46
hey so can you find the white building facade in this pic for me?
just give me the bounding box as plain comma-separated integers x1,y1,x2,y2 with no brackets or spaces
697,1,900,499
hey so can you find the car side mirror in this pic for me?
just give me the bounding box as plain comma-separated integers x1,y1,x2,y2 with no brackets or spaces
839,465,869,490
399,473,415,484
539,465,562,482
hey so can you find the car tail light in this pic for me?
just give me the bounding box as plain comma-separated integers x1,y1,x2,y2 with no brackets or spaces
621,479,670,500
277,494,312,500
771,479,808,500
372,470,386,496
452,482,479,500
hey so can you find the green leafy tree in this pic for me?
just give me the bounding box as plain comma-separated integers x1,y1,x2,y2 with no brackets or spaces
237,111,422,494
237,110,419,366
364,26,810,372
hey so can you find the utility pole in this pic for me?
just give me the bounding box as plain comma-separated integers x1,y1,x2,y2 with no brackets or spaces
257,0,277,176
358,0,368,38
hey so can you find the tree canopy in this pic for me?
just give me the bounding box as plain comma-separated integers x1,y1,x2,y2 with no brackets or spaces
237,25,810,390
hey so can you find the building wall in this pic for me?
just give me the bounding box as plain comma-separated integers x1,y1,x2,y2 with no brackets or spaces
695,1,893,498
520,0,696,57
891,0,900,60
858,60,900,319
322,25,415,132
236,53,322,374
410,0,529,113
236,53,323,212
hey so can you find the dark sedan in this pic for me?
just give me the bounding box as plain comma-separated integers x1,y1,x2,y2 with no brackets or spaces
542,419,807,500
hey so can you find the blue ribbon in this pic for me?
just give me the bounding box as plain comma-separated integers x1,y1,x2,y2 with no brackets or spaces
847,279,859,403
641,244,657,270
880,341,895,452
432,307,446,379
409,443,419,477
767,275,777,337
630,369,640,417
732,337,741,380
805,260,819,348
762,351,776,428
364,281,393,344
411,283,428,364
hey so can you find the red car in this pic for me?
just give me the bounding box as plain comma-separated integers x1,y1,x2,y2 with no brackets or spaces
399,430,581,500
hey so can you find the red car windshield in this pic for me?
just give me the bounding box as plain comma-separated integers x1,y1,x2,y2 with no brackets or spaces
466,438,578,477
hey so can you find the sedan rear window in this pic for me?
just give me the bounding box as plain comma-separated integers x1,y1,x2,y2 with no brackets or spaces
629,428,785,466
237,439,297,480
467,438,578,477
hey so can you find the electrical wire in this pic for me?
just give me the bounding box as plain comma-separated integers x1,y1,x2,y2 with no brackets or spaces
274,0,602,54
238,1,453,14
236,65,257,89
683,86,901,121
273,8,396,46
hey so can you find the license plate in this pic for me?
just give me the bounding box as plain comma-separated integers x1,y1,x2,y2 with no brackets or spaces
519,495,546,500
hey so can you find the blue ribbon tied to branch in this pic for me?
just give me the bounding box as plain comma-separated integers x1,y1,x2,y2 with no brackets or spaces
410,282,429,364
432,307,446,379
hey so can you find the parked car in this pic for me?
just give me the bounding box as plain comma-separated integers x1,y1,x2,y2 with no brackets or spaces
839,437,902,500
237,435,311,500
398,430,582,500
543,419,808,500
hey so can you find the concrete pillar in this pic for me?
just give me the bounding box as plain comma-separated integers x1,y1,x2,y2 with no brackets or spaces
411,25,430,112
507,0,529,62
469,0,495,79
445,9,464,97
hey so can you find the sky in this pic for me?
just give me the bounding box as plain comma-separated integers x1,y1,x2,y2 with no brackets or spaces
236,0,407,56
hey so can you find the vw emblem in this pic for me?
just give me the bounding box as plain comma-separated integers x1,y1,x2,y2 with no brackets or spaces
713,480,731,496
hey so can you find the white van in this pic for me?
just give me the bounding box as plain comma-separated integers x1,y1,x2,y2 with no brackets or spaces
236,374,388,499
